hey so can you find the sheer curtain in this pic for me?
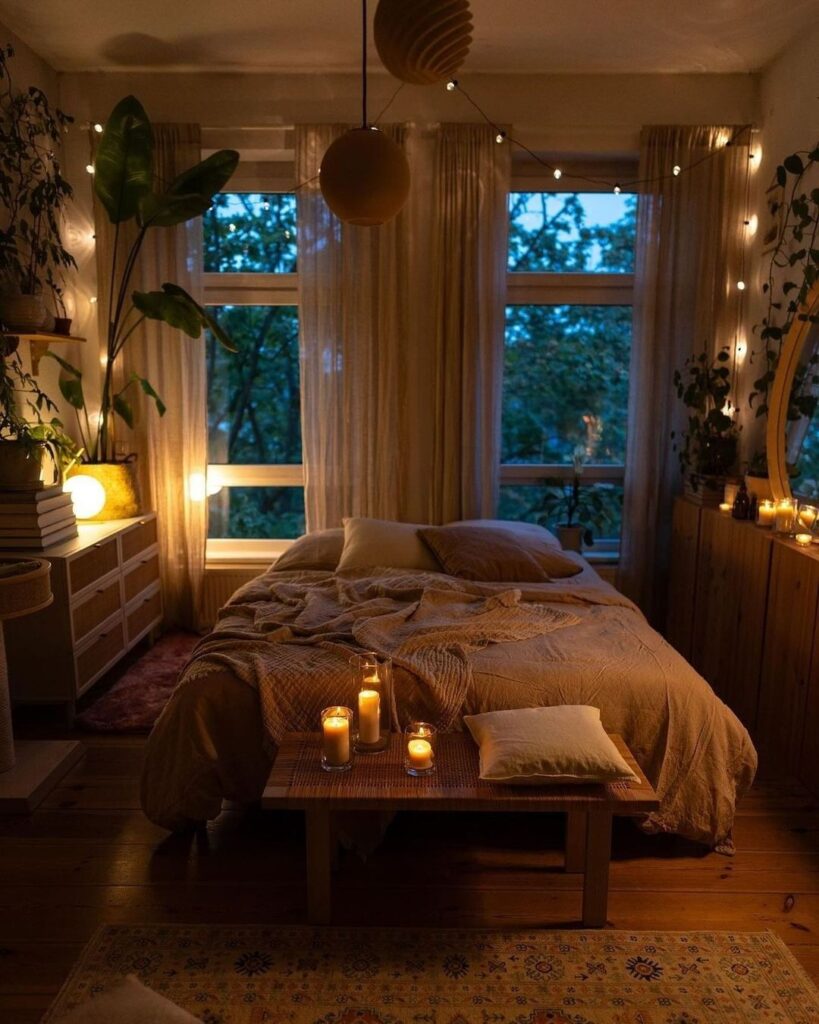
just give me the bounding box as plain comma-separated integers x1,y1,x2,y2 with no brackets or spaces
296,122,509,529
95,125,208,629
619,125,751,623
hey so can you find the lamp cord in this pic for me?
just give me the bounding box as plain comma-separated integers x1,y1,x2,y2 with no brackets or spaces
361,0,368,127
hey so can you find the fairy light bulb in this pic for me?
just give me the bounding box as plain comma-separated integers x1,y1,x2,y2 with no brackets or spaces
737,280,746,291
93,123,103,133
672,165,681,176
495,131,505,144
228,223,237,232
553,168,562,180
446,79,458,91
85,164,95,175
89,296,98,304
613,184,621,195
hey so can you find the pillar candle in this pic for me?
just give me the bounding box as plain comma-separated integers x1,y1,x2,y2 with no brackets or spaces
358,689,381,744
757,500,775,527
322,715,350,766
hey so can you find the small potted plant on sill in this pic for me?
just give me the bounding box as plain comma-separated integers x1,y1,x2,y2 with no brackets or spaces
0,44,76,333
534,446,620,552
672,345,739,507
49,95,239,520
0,339,81,489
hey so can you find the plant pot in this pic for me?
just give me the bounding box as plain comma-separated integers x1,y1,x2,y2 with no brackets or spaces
684,474,726,508
0,439,46,490
52,317,72,336
68,460,143,521
556,524,584,553
745,474,773,502
0,294,47,332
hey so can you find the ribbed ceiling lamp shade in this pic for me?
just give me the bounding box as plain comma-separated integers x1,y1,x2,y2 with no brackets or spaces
320,127,411,227
374,0,473,85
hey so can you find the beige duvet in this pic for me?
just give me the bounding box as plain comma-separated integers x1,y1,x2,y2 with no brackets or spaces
141,560,757,851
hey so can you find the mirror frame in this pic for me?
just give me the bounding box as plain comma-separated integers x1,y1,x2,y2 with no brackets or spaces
766,282,819,501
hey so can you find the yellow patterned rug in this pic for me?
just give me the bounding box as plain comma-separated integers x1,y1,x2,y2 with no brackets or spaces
44,925,819,1024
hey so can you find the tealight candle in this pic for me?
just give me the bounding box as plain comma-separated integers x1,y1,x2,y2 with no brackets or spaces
407,738,433,770
719,502,732,514
796,533,813,547
404,722,437,776
321,706,353,772
756,500,776,528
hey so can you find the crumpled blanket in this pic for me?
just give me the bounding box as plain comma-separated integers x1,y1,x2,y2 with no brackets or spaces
184,570,580,745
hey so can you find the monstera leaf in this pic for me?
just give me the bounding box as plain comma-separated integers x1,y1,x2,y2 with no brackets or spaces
133,283,237,352
93,96,153,224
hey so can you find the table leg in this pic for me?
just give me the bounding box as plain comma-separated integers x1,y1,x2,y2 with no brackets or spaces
565,810,587,873
305,807,333,924
582,808,612,927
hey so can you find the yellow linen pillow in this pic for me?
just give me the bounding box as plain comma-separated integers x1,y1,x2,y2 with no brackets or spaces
463,705,639,784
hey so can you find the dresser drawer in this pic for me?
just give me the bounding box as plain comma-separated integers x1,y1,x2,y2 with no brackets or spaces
123,549,160,602
121,517,158,564
72,573,121,643
68,537,119,596
126,585,162,644
75,618,125,694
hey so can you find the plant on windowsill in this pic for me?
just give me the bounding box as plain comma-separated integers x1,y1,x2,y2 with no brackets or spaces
0,44,76,332
49,95,239,518
534,446,619,552
672,344,739,506
0,338,81,490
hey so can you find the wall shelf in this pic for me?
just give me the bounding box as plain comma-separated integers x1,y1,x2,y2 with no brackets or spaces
1,332,86,374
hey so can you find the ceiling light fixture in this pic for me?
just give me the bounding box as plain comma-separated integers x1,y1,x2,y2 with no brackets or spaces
374,0,473,85
319,0,411,226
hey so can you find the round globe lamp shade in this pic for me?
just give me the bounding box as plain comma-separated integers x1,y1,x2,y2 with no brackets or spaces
64,474,107,519
374,0,473,85
320,128,411,227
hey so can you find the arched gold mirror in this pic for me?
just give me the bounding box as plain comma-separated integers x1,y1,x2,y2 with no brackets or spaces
766,283,819,501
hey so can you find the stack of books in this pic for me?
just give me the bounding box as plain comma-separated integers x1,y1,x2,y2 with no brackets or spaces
0,485,79,550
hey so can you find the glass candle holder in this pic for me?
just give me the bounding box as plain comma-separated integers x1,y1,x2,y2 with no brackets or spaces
351,652,393,753
798,504,819,533
774,499,796,536
404,722,437,776
321,706,353,772
756,499,776,528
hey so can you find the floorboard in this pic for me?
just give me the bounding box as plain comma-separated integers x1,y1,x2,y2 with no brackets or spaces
0,735,817,1023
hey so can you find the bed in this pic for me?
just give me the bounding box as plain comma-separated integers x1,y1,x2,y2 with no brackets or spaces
141,525,757,852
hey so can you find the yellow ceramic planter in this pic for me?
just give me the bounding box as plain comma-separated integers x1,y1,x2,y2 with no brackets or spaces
68,462,143,521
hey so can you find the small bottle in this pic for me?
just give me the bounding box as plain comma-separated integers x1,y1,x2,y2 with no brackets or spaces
732,480,751,520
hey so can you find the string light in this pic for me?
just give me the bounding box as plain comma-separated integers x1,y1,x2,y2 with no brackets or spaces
93,123,103,134
228,222,237,232
672,165,681,176
553,168,562,180
737,280,746,291
495,131,506,144
89,296,98,304
446,79,458,91
85,163,95,174
613,184,621,194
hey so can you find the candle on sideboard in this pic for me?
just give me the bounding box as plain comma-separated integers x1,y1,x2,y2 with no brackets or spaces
724,482,739,506
322,713,350,766
796,533,813,547
407,738,433,771
799,505,819,530
719,502,731,514
775,499,795,535
358,689,381,744
756,500,776,527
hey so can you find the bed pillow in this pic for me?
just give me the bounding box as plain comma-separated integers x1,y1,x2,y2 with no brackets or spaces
337,517,442,572
463,705,639,785
419,524,582,582
273,529,344,572
449,518,561,549
57,974,203,1023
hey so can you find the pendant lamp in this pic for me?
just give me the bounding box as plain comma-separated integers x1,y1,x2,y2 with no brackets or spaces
374,0,473,85
319,0,410,226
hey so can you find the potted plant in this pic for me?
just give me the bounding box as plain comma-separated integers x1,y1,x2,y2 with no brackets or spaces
534,446,621,552
49,95,239,519
0,44,76,332
0,339,81,489
672,345,739,506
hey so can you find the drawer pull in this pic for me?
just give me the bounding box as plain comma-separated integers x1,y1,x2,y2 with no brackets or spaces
140,558,149,564
139,519,146,525
98,632,107,639
97,588,105,594
93,542,102,549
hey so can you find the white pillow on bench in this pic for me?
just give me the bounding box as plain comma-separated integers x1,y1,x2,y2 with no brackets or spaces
464,705,639,785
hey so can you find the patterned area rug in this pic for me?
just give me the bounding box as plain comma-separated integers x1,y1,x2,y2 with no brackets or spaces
44,925,819,1023
76,631,200,732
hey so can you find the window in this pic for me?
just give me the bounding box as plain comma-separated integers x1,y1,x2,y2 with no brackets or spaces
500,180,637,549
203,189,303,557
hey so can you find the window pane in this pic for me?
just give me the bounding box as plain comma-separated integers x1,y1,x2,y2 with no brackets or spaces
208,487,305,539
502,304,631,464
203,193,296,273
508,192,636,273
499,483,624,542
207,305,301,464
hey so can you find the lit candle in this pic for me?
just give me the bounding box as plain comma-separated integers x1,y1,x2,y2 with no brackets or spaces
796,533,813,547
407,738,433,771
358,689,381,744
757,500,776,527
799,505,819,530
724,483,739,506
322,714,350,767
719,502,732,514
775,500,795,535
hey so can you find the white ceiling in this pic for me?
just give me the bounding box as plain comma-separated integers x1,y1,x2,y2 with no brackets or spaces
0,0,816,75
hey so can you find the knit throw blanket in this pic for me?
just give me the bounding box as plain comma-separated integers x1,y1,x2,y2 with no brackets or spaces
182,570,580,743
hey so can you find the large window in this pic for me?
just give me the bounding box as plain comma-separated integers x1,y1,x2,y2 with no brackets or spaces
500,183,637,547
203,189,304,555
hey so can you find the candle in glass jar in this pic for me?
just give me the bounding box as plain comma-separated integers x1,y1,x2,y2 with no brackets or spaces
799,505,819,530
322,714,350,766
757,500,776,527
796,533,813,547
775,500,795,534
358,689,381,744
407,738,433,770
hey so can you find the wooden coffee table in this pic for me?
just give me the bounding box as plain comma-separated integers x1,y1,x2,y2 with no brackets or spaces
262,732,658,927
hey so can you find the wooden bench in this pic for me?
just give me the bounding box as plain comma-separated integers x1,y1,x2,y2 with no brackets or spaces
262,732,658,927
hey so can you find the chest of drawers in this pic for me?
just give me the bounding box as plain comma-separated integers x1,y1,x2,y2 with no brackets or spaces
3,513,162,719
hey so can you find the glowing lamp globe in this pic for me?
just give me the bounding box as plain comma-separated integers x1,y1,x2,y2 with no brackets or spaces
374,0,473,85
320,127,411,227
64,475,106,519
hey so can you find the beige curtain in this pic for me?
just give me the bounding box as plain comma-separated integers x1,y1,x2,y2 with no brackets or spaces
296,122,509,529
95,124,208,629
618,125,751,624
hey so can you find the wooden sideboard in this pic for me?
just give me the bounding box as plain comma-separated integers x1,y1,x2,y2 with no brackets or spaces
3,513,162,720
667,498,819,794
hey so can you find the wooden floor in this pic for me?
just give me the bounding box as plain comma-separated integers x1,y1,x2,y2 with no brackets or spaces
1,735,818,1022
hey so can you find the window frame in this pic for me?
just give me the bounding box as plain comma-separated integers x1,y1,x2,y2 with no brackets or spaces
203,172,304,560
500,162,637,553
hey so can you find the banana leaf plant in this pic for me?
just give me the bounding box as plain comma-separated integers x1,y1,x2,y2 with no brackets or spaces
51,95,238,463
